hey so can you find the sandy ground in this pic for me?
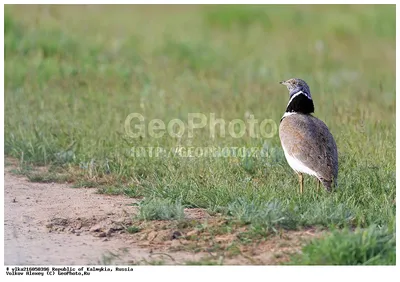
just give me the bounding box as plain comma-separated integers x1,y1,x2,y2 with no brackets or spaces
4,169,207,265
4,165,322,265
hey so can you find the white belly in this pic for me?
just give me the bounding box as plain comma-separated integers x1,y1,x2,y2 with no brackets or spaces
281,145,318,177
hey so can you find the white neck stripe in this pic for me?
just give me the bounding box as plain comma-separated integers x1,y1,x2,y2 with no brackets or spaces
286,90,311,108
282,112,297,118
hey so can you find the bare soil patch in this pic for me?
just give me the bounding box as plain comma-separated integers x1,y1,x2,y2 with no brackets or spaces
4,163,325,265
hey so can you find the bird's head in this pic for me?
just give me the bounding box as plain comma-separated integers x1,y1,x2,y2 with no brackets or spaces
280,78,312,99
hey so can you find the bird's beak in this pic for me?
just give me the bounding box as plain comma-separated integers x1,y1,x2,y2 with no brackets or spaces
280,81,287,85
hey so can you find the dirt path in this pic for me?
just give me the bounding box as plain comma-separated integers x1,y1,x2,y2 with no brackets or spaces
4,166,323,265
4,169,205,265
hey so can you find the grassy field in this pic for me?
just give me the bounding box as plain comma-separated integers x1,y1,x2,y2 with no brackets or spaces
4,4,396,265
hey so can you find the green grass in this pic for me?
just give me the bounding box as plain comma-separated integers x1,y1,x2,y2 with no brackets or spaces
126,225,141,234
288,225,396,265
137,198,185,221
26,171,72,183
4,4,395,264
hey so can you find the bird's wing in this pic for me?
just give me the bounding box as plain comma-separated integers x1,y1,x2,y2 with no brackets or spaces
280,115,338,181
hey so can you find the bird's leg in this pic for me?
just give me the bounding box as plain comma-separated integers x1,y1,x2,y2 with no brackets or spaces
298,173,304,194
316,178,321,192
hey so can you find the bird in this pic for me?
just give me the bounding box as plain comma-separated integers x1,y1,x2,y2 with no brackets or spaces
279,78,338,193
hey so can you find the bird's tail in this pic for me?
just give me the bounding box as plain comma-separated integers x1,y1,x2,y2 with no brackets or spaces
319,176,337,192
